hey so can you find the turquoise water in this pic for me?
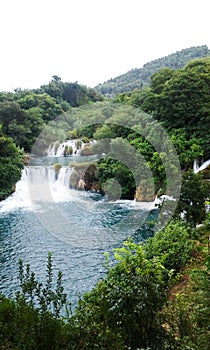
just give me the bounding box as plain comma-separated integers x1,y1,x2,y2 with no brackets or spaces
0,157,156,304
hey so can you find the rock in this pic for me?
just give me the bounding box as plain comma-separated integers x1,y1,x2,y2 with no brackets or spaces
135,184,156,202
77,179,85,190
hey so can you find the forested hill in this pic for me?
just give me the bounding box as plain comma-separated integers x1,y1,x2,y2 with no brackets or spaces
95,45,210,97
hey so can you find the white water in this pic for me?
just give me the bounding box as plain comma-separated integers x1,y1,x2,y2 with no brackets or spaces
0,165,157,213
0,165,156,248
194,158,210,174
48,140,83,156
0,163,157,302
0,168,32,212
47,139,96,157
0,166,72,212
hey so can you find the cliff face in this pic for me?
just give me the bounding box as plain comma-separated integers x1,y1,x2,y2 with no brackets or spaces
135,185,156,202
71,163,157,201
69,163,99,192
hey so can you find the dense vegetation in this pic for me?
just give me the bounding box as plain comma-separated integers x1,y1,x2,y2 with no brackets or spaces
118,57,210,159
95,45,210,96
0,134,23,200
0,47,210,349
0,215,209,349
0,78,103,196
0,77,104,152
1,50,209,201
85,57,209,205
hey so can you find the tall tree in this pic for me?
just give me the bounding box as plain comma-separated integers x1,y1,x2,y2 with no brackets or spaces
0,135,23,199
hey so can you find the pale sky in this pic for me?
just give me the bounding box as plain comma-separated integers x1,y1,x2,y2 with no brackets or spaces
0,0,209,91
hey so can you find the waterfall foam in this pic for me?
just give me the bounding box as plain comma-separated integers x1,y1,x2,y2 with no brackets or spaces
0,163,156,248
47,140,83,156
0,166,74,213
0,168,32,212
194,158,210,174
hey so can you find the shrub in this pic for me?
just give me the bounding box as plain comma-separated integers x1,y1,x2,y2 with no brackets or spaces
144,221,194,272
70,241,168,349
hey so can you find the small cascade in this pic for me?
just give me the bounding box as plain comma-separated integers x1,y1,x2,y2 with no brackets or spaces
54,167,73,188
194,158,210,174
47,140,84,157
47,139,96,157
0,168,32,211
0,166,75,212
27,165,73,187
193,159,199,173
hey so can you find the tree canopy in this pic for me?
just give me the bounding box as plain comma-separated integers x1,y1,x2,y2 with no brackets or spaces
117,57,210,162
95,45,210,96
0,78,104,152
0,134,23,199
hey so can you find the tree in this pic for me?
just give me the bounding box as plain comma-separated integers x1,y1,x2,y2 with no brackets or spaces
170,129,204,170
62,82,89,107
154,58,210,158
0,254,68,350
0,101,24,135
150,67,175,94
71,240,167,349
127,57,210,160
175,170,209,226
144,220,193,272
0,135,23,199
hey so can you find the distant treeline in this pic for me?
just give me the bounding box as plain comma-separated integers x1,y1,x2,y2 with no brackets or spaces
95,45,210,96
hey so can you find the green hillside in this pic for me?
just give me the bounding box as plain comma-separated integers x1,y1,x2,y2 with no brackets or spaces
95,45,210,97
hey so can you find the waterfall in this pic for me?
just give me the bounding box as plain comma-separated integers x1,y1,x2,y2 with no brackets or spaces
0,168,32,212
0,166,74,212
194,158,210,174
47,140,84,156
26,166,72,187
47,139,96,157
193,159,199,173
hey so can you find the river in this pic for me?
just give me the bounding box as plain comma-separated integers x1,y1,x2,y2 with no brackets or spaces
0,155,156,305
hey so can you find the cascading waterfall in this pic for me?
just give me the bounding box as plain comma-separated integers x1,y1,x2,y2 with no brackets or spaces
0,164,155,245
28,165,72,188
47,140,83,156
0,166,74,212
47,139,96,157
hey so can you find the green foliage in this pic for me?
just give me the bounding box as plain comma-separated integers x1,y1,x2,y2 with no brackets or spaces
70,240,168,349
96,157,136,199
0,98,43,151
121,57,210,162
81,135,89,143
66,128,78,139
175,170,209,226
147,58,210,158
93,124,116,140
40,76,104,107
94,124,169,199
0,219,209,349
169,130,203,170
161,261,210,349
0,79,104,152
96,45,210,96
144,220,194,273
16,253,67,317
0,136,23,199
0,253,68,350
150,67,175,94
